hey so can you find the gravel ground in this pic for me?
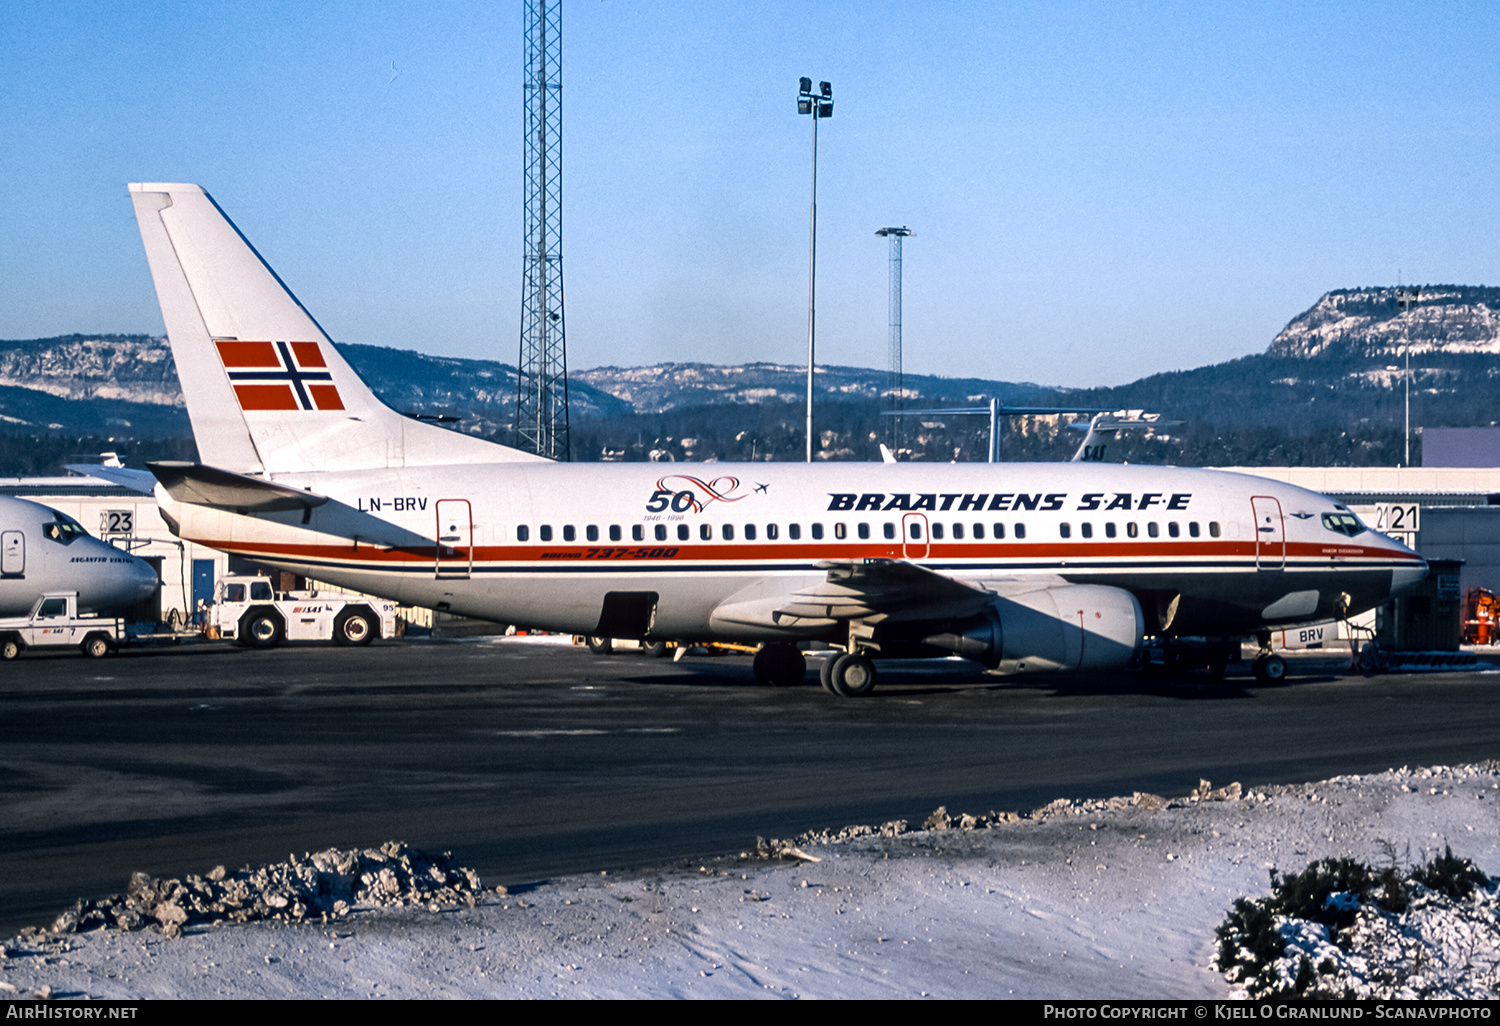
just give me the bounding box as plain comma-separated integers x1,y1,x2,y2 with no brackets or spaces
3,763,1497,999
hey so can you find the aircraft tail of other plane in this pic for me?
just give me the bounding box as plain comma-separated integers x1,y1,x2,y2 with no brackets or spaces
128,183,546,475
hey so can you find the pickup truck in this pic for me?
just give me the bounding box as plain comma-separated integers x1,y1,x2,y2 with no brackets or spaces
0,592,123,659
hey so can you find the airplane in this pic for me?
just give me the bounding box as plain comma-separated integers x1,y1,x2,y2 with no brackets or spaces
126,182,1427,694
1069,410,1182,463
0,495,160,617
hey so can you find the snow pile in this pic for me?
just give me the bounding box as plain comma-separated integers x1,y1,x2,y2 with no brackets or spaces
16,842,483,942
1216,846,1498,998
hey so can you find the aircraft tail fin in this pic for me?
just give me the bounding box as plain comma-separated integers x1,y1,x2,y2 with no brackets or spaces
128,183,546,474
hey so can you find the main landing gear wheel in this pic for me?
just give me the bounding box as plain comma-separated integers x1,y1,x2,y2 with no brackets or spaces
586,636,612,655
752,644,807,687
819,654,838,694
827,653,877,697
1252,653,1287,683
642,641,669,659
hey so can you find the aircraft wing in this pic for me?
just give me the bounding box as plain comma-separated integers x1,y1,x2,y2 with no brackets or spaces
146,461,330,513
65,464,158,493
775,559,995,623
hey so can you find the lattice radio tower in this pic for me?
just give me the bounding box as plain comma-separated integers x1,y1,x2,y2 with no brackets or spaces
516,0,570,459
875,227,912,451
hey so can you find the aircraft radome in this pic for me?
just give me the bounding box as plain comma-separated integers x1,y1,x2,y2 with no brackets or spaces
126,182,1427,695
0,495,160,617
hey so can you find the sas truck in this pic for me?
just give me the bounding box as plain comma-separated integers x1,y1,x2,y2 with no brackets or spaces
0,592,123,659
209,575,398,648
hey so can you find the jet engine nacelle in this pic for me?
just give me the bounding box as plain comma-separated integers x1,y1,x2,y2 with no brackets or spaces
921,584,1144,674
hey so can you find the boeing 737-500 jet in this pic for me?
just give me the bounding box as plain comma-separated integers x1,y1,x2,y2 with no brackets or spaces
127,182,1426,695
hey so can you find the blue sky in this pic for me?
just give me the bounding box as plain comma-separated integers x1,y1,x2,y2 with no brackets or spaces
2,1,1496,387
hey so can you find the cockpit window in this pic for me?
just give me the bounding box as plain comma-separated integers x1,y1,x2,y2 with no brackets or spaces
42,510,87,546
1321,511,1366,537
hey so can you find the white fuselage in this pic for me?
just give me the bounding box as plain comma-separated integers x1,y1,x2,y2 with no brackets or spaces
0,496,161,617
155,460,1424,641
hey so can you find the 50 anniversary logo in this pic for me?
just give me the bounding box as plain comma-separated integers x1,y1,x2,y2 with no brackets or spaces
644,475,748,514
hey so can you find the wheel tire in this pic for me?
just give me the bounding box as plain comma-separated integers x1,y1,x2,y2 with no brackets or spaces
586,636,613,655
819,654,839,694
1253,653,1287,683
828,653,877,697
1,637,20,660
81,634,112,659
241,609,284,649
642,641,669,659
334,609,376,647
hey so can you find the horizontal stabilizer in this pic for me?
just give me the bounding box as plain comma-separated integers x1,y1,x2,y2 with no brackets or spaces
147,461,329,513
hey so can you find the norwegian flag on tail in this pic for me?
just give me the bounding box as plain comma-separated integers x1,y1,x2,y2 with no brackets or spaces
216,340,345,412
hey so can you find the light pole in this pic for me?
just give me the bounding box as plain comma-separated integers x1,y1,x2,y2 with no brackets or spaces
875,227,912,454
798,78,832,462
1397,286,1420,466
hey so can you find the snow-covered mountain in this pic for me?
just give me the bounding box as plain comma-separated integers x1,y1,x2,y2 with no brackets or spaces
1268,286,1500,360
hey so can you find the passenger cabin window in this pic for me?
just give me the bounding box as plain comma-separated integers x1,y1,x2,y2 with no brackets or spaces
632,525,644,542
609,525,621,542
1015,523,1026,539
1059,523,1071,539
994,523,1005,539
1081,523,1092,539
1126,523,1138,538
1147,522,1159,538
517,525,530,542
883,523,895,540
563,525,576,542
745,524,757,540
540,525,553,542
766,524,779,540
655,525,668,541
677,524,690,541
858,523,870,540
953,523,965,540
587,525,599,542
973,524,985,540
1209,522,1221,537
1168,522,1180,538
700,524,712,541
1189,522,1200,538
789,524,801,540
811,523,823,540
1105,523,1117,538
834,523,847,540
723,524,735,541
932,523,945,540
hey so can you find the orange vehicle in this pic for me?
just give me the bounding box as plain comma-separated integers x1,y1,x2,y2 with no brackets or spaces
1462,587,1498,645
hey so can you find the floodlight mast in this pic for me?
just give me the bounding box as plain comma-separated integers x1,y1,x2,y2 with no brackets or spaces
875,227,913,453
798,78,832,462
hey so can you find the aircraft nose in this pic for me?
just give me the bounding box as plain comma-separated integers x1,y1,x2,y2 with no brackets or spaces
1392,560,1428,596
130,559,160,600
